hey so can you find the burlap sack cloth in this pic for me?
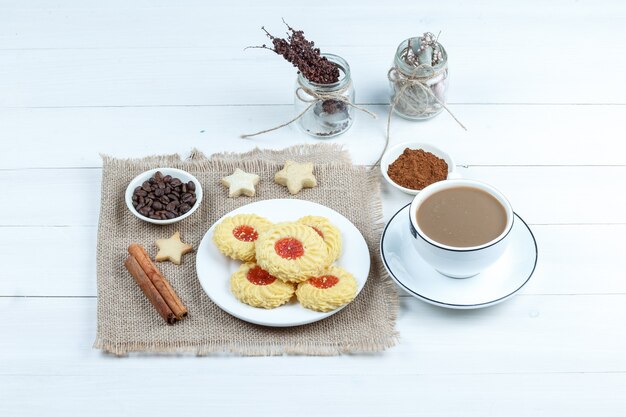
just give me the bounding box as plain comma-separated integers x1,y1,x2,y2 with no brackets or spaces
94,144,398,355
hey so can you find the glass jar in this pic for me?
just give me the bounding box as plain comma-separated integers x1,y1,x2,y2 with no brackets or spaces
389,37,448,120
295,54,355,138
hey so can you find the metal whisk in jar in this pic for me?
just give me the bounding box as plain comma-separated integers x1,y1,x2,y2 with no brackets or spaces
389,34,448,120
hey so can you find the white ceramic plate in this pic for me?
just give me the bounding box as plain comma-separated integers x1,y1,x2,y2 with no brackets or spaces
380,203,538,309
196,199,370,327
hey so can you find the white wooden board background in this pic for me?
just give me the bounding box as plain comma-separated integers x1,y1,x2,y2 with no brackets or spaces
1,1,626,416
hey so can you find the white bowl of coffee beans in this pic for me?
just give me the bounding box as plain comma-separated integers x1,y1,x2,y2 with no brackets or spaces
125,168,203,225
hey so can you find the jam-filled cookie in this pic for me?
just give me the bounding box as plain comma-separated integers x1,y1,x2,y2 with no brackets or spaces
256,222,329,283
297,215,342,263
230,263,295,309
213,214,272,262
296,265,358,312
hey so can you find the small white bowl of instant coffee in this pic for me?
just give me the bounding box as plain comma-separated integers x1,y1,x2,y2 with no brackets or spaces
408,179,514,278
381,142,458,195
125,168,203,225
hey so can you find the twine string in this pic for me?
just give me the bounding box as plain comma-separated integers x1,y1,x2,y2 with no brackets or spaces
373,64,467,167
386,65,467,132
241,79,376,139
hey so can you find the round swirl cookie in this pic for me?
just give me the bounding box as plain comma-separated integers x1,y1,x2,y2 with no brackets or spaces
297,215,342,263
213,214,272,262
231,263,296,309
296,265,358,312
256,222,329,283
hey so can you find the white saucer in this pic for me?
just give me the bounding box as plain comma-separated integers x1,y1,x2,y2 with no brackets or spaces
380,204,537,309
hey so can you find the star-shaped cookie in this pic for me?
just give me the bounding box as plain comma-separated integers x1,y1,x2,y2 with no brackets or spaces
221,168,260,197
155,232,193,265
274,160,318,195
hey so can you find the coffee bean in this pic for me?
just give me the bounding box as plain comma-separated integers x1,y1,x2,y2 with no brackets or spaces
131,172,198,220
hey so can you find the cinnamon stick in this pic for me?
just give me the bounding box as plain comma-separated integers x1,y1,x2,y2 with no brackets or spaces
128,243,188,320
124,255,177,324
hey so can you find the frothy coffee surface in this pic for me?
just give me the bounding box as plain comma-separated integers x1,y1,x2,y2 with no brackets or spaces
416,186,507,248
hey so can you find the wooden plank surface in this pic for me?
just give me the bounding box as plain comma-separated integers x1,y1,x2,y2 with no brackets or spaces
4,46,626,107
2,0,625,415
2,105,626,169
2,373,625,417
1,295,625,376
2,2,625,106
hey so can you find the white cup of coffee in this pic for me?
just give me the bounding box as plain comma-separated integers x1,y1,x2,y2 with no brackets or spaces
408,179,514,278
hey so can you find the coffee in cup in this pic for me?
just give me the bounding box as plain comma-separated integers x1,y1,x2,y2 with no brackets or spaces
409,179,513,278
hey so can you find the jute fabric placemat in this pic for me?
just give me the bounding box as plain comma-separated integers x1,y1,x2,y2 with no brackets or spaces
94,144,398,355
